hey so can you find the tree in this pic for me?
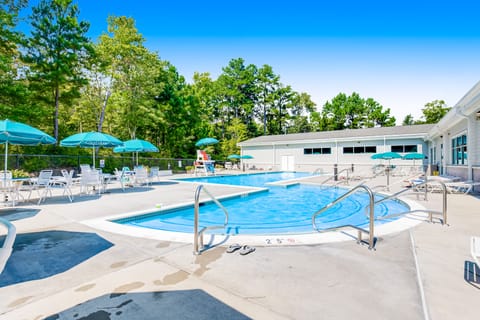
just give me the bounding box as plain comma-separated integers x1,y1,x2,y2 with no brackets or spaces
0,0,29,122
320,92,395,130
402,114,415,125
24,0,93,141
421,100,450,124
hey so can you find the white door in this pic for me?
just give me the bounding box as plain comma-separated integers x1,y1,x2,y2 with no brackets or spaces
281,155,295,171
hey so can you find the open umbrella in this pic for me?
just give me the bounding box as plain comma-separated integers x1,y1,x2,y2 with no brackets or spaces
0,119,56,180
227,154,241,159
113,139,159,166
371,152,402,190
371,151,402,160
60,132,123,167
403,152,427,170
195,137,219,147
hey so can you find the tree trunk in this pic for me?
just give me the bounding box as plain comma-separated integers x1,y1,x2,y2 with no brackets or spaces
54,86,60,142
97,90,110,132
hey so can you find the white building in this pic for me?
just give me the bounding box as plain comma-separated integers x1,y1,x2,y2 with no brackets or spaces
427,82,480,181
238,81,480,182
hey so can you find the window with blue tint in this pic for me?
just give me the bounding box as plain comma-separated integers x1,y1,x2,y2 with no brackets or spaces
392,145,417,152
344,146,376,154
451,134,467,165
304,147,331,155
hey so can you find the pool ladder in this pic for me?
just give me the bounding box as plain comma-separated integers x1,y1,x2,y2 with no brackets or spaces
0,216,16,274
371,179,448,225
312,183,376,250
193,184,229,255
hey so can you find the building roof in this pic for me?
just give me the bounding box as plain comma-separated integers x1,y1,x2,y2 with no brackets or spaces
238,124,435,146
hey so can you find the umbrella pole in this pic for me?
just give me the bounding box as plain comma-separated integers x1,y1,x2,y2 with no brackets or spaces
92,146,95,168
4,141,7,182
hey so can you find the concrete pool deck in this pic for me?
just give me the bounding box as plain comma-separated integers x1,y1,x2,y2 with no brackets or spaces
0,173,479,319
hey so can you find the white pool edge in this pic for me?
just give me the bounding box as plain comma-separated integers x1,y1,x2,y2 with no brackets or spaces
82,189,428,247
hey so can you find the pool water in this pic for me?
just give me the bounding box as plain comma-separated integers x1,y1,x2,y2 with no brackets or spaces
115,172,409,235
176,171,314,187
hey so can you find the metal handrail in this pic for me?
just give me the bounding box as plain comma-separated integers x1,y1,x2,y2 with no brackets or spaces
372,180,448,225
318,168,352,186
193,184,229,255
0,217,16,274
312,183,375,249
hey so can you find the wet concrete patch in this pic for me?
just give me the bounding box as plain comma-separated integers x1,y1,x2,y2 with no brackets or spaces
7,295,34,308
112,281,144,296
110,261,127,268
156,242,171,248
193,247,224,277
154,270,189,286
75,283,96,292
43,290,251,319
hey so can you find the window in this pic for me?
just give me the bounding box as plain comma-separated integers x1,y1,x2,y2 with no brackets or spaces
391,145,417,153
451,134,467,165
343,146,376,154
304,147,331,155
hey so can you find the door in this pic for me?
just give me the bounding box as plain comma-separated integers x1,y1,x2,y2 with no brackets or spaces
281,155,295,171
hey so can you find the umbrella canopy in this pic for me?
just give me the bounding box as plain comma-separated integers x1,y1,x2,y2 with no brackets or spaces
371,152,402,160
60,132,123,167
227,154,241,159
195,137,219,147
113,139,159,166
240,155,254,159
113,139,158,153
402,152,426,160
0,119,56,179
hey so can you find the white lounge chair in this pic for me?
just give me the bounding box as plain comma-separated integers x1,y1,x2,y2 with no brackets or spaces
445,181,480,194
472,236,480,266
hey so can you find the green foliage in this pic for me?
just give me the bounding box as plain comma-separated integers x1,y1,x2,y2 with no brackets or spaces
11,168,29,178
421,100,451,124
320,92,395,130
23,0,93,140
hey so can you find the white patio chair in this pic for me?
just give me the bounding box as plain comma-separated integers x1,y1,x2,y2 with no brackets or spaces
134,167,149,186
0,170,19,206
148,166,160,182
446,181,480,194
30,169,53,204
52,169,74,202
80,169,103,195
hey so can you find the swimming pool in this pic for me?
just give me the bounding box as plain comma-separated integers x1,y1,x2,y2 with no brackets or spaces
114,172,410,235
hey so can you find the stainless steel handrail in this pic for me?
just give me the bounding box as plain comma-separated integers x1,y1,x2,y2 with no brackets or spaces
318,168,352,186
372,180,448,225
0,217,16,274
193,184,229,255
312,183,375,249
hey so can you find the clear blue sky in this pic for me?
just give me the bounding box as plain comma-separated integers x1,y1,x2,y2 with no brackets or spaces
23,0,480,123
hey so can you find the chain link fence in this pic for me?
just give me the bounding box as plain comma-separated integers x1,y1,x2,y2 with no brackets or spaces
2,154,199,175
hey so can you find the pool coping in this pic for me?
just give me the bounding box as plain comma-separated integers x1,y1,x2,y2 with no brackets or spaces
82,181,429,247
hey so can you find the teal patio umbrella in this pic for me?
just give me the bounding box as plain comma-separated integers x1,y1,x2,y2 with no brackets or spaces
195,137,219,148
0,119,56,180
113,139,159,165
403,152,427,170
60,131,123,167
371,151,402,190
227,154,241,159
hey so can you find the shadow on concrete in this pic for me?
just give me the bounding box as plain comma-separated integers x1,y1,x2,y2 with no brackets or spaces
464,260,480,289
44,289,251,320
0,208,40,221
0,230,113,287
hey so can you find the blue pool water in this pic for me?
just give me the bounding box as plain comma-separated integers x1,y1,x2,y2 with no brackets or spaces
115,172,408,235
